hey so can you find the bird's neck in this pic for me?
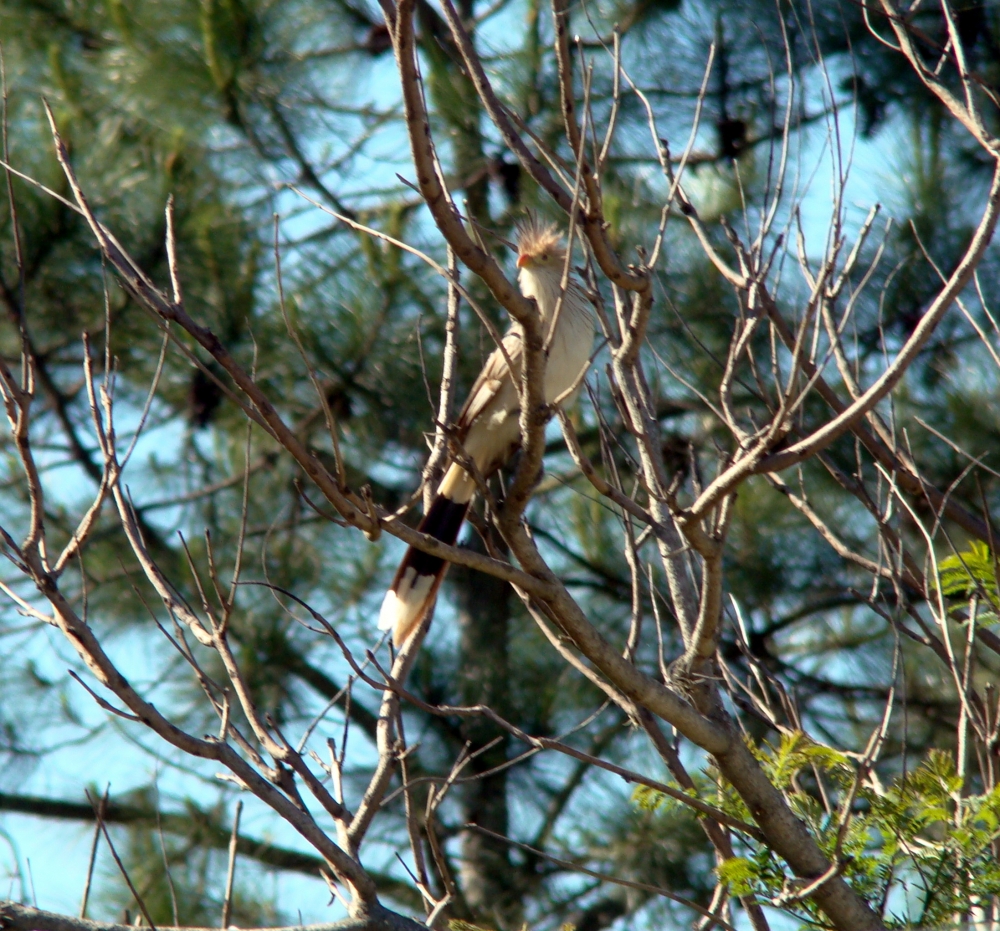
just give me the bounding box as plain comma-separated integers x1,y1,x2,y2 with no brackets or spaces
519,266,576,325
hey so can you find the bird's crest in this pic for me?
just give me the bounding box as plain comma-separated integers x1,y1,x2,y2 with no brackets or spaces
516,215,565,260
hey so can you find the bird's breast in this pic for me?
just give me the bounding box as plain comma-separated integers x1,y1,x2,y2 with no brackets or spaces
544,305,593,404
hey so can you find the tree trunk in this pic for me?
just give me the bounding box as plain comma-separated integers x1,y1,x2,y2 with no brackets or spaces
452,536,520,930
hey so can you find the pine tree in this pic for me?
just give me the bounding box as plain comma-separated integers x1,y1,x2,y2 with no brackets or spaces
1,1,1000,929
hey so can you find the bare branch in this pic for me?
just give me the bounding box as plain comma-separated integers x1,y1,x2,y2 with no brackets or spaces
0,904,426,931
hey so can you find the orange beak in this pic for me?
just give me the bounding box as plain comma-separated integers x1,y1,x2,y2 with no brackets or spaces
516,253,531,268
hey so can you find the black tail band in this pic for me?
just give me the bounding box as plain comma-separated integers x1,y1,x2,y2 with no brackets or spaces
391,495,469,587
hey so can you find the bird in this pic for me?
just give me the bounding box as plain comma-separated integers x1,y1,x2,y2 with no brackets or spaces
378,218,595,648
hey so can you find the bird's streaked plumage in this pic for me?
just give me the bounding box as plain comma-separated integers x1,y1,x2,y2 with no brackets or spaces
378,219,595,646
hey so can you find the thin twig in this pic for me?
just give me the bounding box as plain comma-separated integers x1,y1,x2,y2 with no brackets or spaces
85,789,157,931
78,786,108,919
221,800,243,928
465,823,739,931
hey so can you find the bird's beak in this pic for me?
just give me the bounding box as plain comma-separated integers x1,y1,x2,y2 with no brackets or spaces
516,253,531,269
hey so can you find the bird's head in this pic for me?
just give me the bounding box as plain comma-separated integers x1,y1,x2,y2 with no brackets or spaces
515,217,566,273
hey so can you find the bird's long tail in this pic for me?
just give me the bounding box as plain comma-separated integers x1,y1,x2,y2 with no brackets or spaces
378,463,475,647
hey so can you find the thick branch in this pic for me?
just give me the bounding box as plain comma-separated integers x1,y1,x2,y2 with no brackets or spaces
0,904,426,931
712,740,885,931
386,0,534,324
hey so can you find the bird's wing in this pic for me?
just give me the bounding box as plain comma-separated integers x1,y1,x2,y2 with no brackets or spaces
457,327,522,432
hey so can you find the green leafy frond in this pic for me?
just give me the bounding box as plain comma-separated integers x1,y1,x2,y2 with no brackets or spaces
935,540,1000,620
754,731,852,790
716,857,755,896
632,784,668,811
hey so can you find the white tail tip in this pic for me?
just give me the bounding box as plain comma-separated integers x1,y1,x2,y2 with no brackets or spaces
379,567,436,645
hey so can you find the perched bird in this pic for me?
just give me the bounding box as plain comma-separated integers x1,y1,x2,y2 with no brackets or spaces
378,219,595,647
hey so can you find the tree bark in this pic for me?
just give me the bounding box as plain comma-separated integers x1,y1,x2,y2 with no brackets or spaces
0,903,426,931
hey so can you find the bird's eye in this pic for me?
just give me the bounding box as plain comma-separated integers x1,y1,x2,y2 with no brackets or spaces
540,252,548,260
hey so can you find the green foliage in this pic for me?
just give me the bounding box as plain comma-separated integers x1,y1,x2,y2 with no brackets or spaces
935,541,1000,621
756,732,853,792
716,857,755,897
632,780,701,814
635,738,1000,928
863,752,1000,928
632,783,671,811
